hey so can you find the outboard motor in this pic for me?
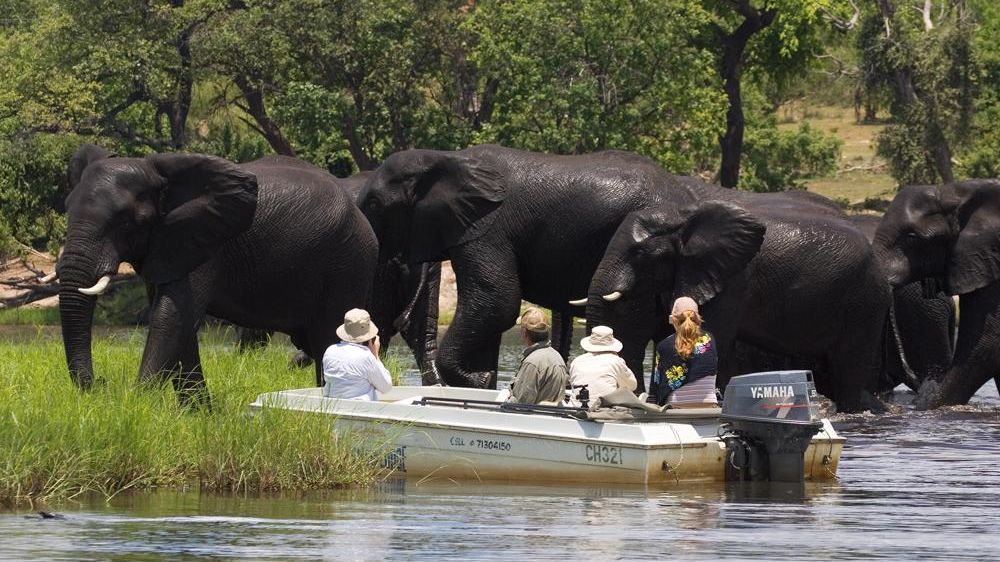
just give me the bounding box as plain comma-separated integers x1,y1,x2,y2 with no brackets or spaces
720,370,824,483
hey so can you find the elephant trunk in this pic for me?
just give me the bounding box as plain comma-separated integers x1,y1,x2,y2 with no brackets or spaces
888,300,922,391
57,233,119,389
59,287,97,389
585,258,636,328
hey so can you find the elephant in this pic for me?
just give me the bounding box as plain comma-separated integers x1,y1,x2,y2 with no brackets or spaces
849,214,955,392
358,144,888,410
873,180,1000,407
587,199,890,411
228,160,442,381
58,145,378,401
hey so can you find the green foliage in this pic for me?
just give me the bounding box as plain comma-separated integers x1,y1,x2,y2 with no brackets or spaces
741,120,843,192
858,1,980,184
468,0,725,173
0,330,391,506
0,134,78,253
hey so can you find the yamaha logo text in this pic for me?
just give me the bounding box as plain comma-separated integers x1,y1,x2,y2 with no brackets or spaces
750,385,795,399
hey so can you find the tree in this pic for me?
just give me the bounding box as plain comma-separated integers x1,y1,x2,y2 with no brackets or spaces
860,0,977,184
702,0,841,187
468,0,726,173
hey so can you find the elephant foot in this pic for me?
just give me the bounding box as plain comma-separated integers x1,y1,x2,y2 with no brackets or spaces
71,373,94,391
289,350,313,369
913,379,942,410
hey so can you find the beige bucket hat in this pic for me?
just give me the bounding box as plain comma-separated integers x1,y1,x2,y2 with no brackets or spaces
580,325,623,353
336,308,379,344
671,296,699,317
517,307,549,333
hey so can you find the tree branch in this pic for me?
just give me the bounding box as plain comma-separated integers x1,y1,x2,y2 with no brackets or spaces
823,0,860,32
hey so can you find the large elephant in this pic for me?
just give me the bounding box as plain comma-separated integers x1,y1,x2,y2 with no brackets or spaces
359,145,888,410
58,145,377,400
873,180,1000,407
849,214,955,391
231,158,441,381
587,199,890,410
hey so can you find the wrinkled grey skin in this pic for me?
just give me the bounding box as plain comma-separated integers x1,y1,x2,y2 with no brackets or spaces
849,214,955,391
589,197,890,412
58,145,377,402
359,144,888,411
873,181,1000,407
234,161,441,382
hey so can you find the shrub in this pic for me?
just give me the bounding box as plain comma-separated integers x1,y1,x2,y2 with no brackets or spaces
740,121,843,192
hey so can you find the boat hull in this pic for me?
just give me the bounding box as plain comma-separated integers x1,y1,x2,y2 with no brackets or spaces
250,387,844,486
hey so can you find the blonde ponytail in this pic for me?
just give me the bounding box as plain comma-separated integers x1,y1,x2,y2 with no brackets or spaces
672,309,703,360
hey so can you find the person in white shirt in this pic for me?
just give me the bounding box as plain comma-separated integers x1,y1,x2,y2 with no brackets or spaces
322,308,393,401
569,325,637,402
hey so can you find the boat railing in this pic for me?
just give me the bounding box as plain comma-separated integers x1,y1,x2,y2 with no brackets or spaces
411,396,590,419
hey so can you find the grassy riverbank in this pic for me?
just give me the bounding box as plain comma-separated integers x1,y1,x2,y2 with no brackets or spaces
0,329,400,508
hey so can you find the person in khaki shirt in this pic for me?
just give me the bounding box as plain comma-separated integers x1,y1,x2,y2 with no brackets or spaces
569,325,637,401
507,307,570,405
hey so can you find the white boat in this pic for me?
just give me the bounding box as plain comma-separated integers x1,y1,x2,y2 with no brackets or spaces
249,371,845,486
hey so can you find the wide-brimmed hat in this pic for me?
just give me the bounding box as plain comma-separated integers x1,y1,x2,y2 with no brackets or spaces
517,307,549,333
580,325,623,353
671,296,699,317
336,308,379,344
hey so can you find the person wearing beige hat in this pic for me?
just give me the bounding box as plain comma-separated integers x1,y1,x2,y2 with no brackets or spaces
322,308,393,400
568,325,637,402
507,307,570,405
649,296,718,407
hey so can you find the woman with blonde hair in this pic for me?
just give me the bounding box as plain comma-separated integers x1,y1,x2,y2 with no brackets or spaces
648,297,718,407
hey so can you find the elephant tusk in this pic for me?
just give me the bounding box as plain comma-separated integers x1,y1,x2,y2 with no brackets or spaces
78,275,111,296
568,297,588,306
602,291,623,302
39,272,57,283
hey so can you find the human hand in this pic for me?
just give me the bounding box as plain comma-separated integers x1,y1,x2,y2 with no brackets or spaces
368,335,381,356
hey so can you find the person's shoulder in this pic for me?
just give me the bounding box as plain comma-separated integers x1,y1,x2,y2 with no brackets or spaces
534,346,566,362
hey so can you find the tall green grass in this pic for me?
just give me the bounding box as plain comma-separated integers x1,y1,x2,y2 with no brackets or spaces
0,329,398,508
0,307,61,325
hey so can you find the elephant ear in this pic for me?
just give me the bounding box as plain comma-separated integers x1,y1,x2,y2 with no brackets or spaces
142,153,259,284
675,201,766,304
947,181,1000,295
67,144,114,190
407,152,505,262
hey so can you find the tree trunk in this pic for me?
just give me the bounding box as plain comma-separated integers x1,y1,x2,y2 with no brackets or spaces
234,75,296,156
716,5,777,188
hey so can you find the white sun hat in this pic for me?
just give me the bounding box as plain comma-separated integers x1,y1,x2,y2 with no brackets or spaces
580,325,623,353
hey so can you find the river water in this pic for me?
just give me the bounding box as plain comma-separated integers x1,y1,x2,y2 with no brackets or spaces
1,329,998,561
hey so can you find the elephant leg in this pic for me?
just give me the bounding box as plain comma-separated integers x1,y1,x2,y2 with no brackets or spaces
924,285,1000,407
139,276,210,407
307,323,340,388
400,262,442,385
550,309,574,361
436,249,521,388
825,327,884,414
698,280,747,392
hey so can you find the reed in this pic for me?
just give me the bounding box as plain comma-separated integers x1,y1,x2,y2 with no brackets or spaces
0,328,396,508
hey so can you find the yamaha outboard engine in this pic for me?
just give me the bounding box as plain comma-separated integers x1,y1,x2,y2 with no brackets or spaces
721,370,824,483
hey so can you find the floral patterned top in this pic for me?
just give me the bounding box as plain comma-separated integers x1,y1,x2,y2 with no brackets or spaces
650,332,718,406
